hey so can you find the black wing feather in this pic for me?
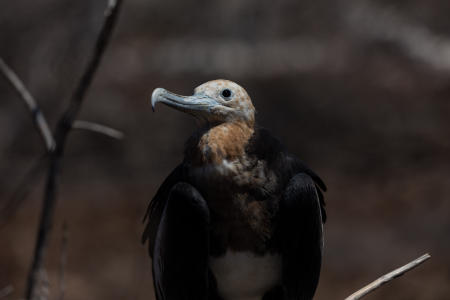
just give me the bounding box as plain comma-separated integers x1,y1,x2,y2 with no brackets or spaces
285,155,327,223
152,182,210,300
142,164,184,256
278,173,324,300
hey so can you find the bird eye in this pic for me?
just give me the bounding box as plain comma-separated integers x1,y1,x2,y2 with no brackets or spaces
221,89,232,100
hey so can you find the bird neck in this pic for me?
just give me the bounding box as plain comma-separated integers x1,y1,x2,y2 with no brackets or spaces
186,121,255,164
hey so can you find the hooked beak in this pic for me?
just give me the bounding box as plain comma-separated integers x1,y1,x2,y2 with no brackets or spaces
151,88,219,117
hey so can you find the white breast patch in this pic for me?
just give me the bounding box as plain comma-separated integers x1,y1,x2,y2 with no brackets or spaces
209,250,282,300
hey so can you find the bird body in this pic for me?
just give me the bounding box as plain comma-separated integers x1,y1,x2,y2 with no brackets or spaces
144,80,326,300
185,126,279,256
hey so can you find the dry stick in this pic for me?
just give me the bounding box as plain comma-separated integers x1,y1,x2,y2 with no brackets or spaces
24,1,123,299
345,253,431,300
73,120,124,140
0,60,52,228
0,59,53,230
0,68,123,230
0,58,55,151
0,58,123,144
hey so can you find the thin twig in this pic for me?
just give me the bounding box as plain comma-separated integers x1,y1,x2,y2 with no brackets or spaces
56,0,122,141
0,58,55,151
58,222,68,300
344,253,431,300
25,1,123,299
0,285,14,299
73,120,124,139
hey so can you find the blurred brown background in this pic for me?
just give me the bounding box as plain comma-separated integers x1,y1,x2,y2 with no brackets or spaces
1,0,449,299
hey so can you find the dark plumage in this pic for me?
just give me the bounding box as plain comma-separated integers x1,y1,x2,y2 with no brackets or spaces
143,80,326,300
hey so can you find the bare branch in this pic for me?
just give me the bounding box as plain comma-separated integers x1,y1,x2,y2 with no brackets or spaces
345,253,431,300
25,1,123,299
73,120,124,140
0,58,56,151
56,0,123,141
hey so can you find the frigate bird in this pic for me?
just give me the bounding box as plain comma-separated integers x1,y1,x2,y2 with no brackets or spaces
143,79,326,300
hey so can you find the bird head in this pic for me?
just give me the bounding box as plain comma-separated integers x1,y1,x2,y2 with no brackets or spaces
151,79,255,126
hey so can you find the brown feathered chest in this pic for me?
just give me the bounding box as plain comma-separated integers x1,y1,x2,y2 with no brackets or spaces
184,122,282,256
